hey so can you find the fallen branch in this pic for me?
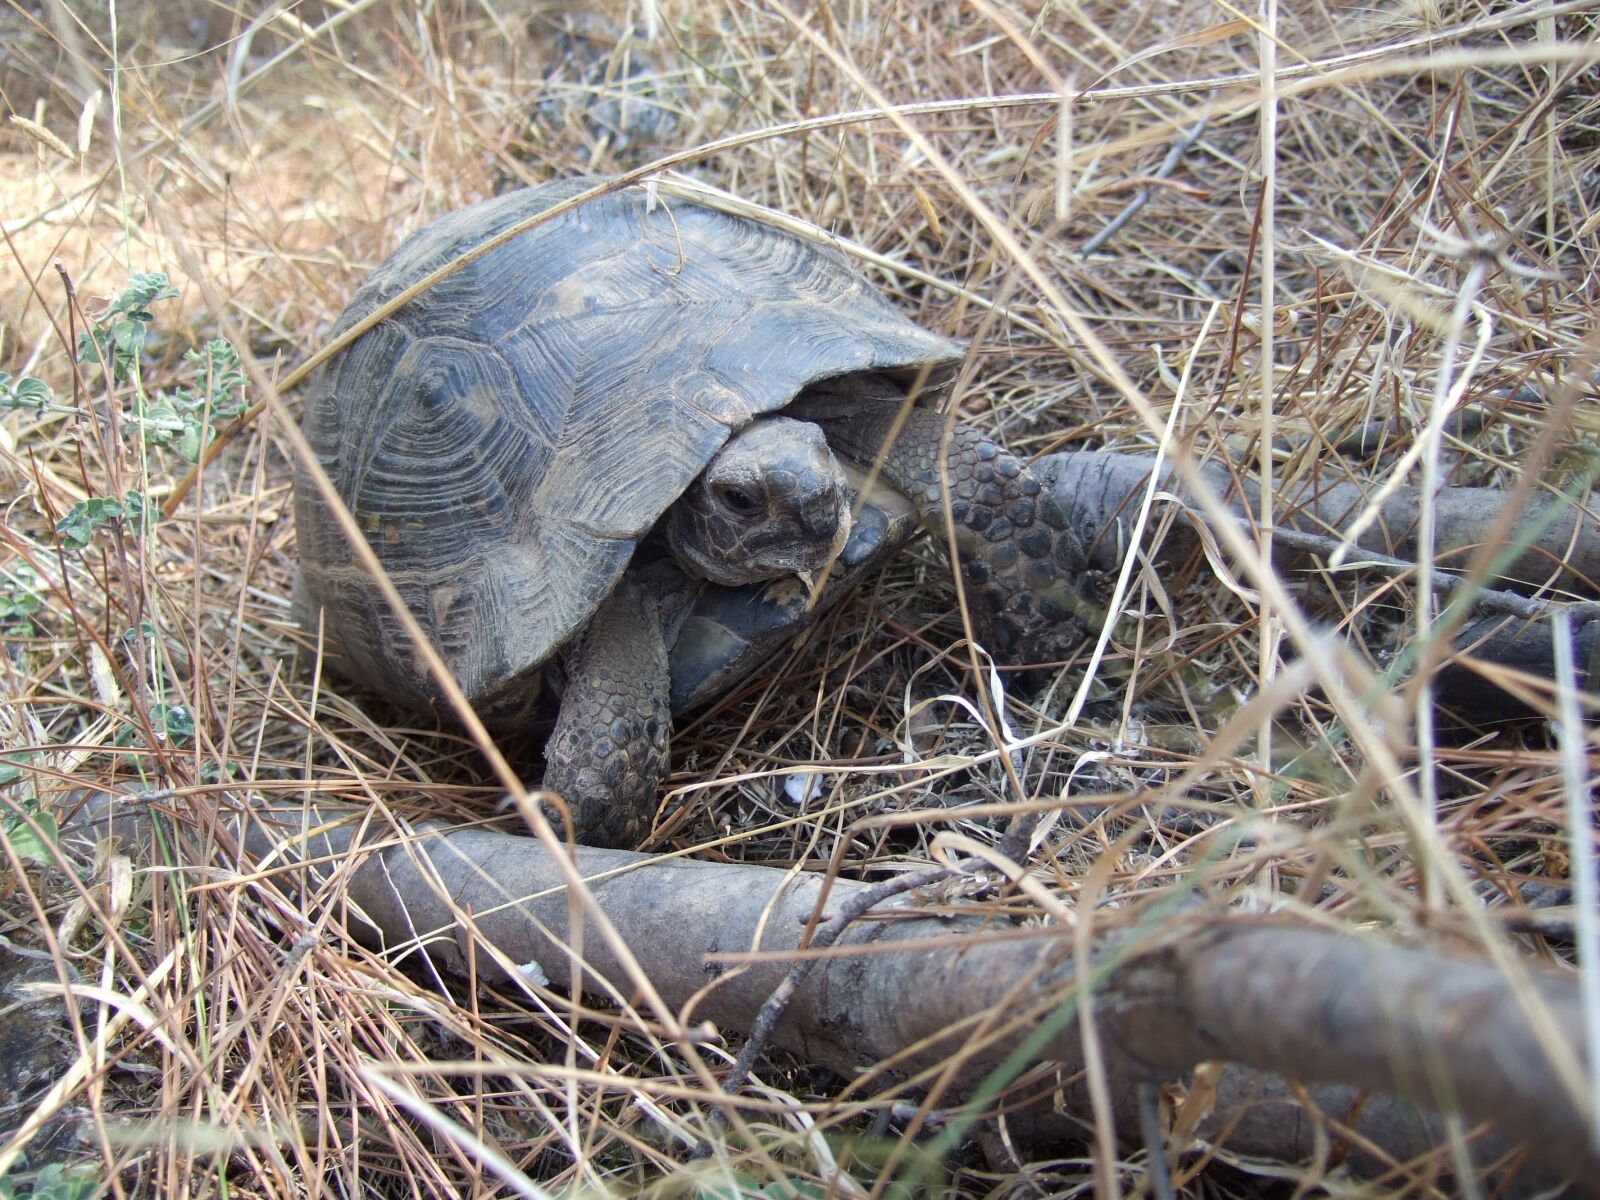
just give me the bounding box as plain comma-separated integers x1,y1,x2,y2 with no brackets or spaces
66,795,1593,1195
1043,450,1600,596
1041,450,1600,706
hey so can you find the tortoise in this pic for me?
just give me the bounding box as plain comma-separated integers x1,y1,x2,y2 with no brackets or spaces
293,178,1091,847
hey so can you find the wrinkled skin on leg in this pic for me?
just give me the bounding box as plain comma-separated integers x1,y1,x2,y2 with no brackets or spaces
794,383,1096,665
542,576,673,847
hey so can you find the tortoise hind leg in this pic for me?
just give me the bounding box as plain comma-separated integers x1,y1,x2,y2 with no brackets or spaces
543,576,672,847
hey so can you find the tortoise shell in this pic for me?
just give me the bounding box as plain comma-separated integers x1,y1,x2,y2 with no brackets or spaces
293,178,963,716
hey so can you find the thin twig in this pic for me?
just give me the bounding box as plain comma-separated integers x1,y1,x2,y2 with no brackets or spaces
1081,99,1215,257
1268,524,1600,623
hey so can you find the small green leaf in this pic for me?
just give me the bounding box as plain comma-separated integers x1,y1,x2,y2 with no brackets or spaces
119,271,179,314
56,496,122,551
19,378,52,407
5,807,58,866
0,752,29,786
0,1161,101,1200
55,492,158,550
176,418,206,462
134,397,185,446
762,1184,824,1200
0,372,53,413
201,758,238,783
693,1173,764,1200
149,702,196,744
1,564,42,627
76,326,111,369
2,762,60,867
120,619,158,644
184,338,248,420
120,489,157,536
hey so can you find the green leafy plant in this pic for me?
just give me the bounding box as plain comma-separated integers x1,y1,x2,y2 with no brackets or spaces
55,491,158,552
2,798,59,869
76,271,178,384
112,702,196,749
136,337,250,461
0,751,29,788
1,753,59,868
149,702,196,743
0,1161,100,1200
75,273,251,464
0,563,43,634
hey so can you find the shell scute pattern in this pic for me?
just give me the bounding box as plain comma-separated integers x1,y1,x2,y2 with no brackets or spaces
305,320,412,519
343,187,582,331
353,338,547,543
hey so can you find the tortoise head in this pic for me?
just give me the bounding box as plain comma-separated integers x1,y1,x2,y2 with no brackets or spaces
665,416,851,588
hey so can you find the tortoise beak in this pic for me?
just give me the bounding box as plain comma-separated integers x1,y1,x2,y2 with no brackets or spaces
795,507,853,604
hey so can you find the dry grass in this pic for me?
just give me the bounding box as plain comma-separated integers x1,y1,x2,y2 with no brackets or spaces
2,0,1598,1195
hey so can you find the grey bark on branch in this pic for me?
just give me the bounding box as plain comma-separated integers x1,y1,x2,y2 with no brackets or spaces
70,796,1594,1195
1043,451,1599,592
1040,451,1600,704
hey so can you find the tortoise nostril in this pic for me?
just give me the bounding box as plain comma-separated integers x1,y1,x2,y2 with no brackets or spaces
800,495,844,539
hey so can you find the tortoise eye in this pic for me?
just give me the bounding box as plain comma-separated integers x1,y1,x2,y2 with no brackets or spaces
716,484,759,516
